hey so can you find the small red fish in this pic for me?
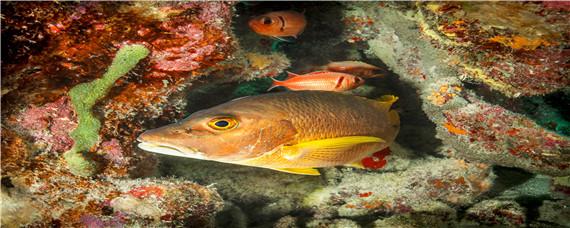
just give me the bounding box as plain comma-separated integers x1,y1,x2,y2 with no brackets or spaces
248,11,306,38
324,61,387,77
268,71,364,92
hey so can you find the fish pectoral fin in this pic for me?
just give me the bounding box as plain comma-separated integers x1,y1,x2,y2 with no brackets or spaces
272,168,321,175
281,136,384,161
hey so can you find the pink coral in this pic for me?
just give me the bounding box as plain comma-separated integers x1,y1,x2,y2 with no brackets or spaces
151,24,215,71
100,139,127,165
16,95,78,152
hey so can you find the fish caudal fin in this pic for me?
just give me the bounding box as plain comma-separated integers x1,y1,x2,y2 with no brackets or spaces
281,136,384,162
267,77,283,91
389,109,400,127
285,71,299,79
272,168,321,175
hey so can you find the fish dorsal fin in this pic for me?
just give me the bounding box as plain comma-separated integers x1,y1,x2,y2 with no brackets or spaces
374,95,399,110
281,136,384,161
272,168,320,175
378,95,398,104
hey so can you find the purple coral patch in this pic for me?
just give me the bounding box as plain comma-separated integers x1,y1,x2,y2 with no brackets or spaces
100,139,127,165
17,95,78,152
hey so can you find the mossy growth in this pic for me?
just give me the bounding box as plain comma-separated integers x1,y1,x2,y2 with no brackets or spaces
64,44,150,176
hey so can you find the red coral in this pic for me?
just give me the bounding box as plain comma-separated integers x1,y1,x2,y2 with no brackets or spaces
129,185,164,199
359,192,372,197
361,147,392,169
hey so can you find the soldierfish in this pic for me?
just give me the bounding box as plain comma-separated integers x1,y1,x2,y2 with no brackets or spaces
138,91,400,175
268,71,364,92
323,61,387,77
248,11,306,39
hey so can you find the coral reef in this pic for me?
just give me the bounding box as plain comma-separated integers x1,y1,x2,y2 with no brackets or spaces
416,2,569,98
441,101,569,176
302,157,493,217
2,1,569,227
1,1,281,226
462,200,526,226
356,1,569,177
1,159,223,227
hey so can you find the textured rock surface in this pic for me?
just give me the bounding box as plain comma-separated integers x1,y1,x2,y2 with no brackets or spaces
2,1,568,227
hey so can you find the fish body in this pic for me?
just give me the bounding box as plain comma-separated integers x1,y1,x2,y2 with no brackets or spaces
324,61,387,77
268,71,364,92
248,11,306,38
138,91,400,175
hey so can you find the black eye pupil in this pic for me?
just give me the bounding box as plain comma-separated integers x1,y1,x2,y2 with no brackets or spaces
215,120,229,128
355,78,361,82
263,18,272,24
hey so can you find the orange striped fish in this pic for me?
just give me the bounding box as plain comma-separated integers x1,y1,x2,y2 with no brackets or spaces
268,71,364,92
323,61,387,77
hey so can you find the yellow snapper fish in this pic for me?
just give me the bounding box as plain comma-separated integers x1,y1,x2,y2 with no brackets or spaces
137,91,400,175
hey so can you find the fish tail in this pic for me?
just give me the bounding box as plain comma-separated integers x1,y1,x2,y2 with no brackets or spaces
285,71,299,79
267,77,283,91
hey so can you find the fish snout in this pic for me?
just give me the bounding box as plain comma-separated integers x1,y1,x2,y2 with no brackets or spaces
136,130,206,159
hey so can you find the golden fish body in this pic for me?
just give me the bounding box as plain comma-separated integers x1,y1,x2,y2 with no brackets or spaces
138,91,400,175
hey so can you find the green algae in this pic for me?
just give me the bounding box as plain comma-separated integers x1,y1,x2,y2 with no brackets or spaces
64,44,150,176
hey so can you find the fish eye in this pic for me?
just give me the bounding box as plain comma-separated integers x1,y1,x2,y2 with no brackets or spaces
208,117,238,131
261,17,272,25
354,77,361,83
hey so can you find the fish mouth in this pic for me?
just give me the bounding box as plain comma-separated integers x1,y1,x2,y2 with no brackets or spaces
137,138,206,159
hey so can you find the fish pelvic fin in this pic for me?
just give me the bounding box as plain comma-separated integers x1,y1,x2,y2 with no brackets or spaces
281,136,384,162
346,162,365,169
271,36,291,42
272,168,320,175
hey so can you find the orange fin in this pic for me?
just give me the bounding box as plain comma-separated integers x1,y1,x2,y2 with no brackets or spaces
285,71,300,80
267,77,283,91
